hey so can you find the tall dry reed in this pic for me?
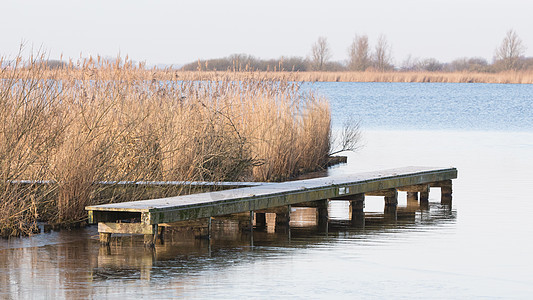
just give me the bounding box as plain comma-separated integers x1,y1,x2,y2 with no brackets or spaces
0,55,331,236
157,70,533,84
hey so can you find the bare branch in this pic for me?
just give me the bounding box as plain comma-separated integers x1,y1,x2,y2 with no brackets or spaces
330,120,362,155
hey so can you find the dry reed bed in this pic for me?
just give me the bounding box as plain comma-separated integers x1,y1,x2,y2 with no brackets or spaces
153,70,533,84
0,56,331,236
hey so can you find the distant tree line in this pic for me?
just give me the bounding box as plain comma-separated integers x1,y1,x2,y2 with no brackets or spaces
181,29,532,72
181,54,319,72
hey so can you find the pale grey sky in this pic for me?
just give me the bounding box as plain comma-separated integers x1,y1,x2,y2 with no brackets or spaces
1,0,532,66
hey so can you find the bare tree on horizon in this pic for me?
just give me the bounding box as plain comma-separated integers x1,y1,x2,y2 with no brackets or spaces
311,36,332,71
494,29,526,70
373,34,393,71
348,35,371,71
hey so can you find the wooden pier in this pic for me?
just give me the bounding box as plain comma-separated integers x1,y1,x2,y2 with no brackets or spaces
86,166,457,246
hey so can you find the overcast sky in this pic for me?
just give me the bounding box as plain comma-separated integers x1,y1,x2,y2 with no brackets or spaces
1,0,532,66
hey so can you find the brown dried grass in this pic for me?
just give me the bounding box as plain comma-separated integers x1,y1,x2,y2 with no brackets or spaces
0,55,331,236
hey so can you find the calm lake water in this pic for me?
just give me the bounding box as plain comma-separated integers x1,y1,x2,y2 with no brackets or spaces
2,82,533,299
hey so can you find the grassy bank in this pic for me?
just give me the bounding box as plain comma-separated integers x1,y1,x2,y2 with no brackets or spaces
154,70,533,84
0,56,331,237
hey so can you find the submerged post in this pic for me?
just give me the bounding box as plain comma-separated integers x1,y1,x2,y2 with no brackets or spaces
349,194,365,227
420,184,430,203
250,210,254,233
406,192,418,208
440,180,453,205
144,224,158,248
158,226,165,245
384,205,397,221
376,189,398,221
255,212,266,227
207,217,212,240
276,205,291,226
400,184,430,209
316,199,329,225
384,189,398,206
99,232,111,246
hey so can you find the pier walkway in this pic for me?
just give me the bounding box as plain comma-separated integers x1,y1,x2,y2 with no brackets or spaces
86,166,457,245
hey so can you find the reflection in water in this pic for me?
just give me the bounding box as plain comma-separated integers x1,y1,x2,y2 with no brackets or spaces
90,202,454,281
0,198,455,299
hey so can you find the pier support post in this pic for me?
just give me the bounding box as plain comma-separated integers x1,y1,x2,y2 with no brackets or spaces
349,194,365,227
250,210,254,231
406,192,418,201
384,189,398,207
383,189,398,221
420,184,430,210
276,205,291,226
255,212,267,227
406,192,418,208
158,226,165,245
399,184,430,210
316,199,329,225
207,217,212,240
420,185,430,202
99,243,111,256
384,205,397,221
143,224,158,248
99,232,111,246
440,180,453,205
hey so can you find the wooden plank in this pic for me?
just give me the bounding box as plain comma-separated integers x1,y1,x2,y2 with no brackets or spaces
87,166,457,225
331,194,365,201
365,189,397,197
98,222,154,234
397,184,430,192
430,180,453,188
90,211,140,223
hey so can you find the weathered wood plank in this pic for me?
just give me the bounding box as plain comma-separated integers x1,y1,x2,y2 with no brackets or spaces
397,184,430,192
365,189,397,197
98,222,154,235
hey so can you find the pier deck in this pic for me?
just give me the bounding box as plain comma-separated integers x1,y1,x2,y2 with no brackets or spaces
86,166,457,245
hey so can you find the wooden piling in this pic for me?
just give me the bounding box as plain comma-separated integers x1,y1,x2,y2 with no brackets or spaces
276,205,291,225
315,199,329,225
143,225,158,248
384,189,398,206
99,232,111,246
441,181,453,205
406,192,418,202
420,185,430,203
255,212,266,227
349,194,365,227
431,180,453,205
384,205,397,221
